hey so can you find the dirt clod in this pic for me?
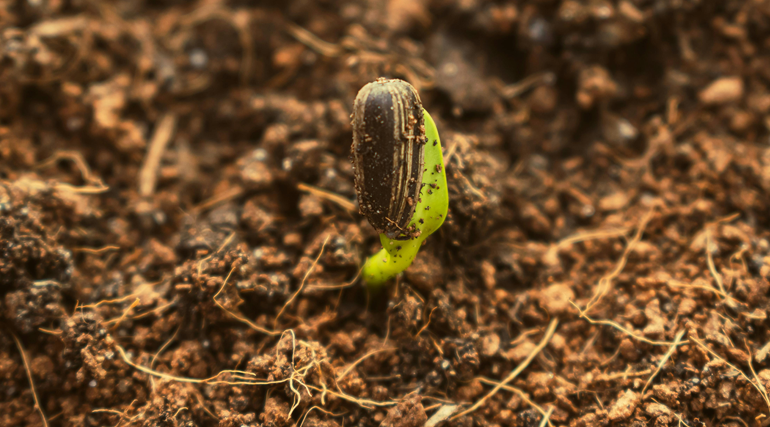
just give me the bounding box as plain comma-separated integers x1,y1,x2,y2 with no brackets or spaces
380,395,427,427
699,77,744,106
608,390,640,422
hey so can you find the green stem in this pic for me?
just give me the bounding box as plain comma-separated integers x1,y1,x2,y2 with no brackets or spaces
362,109,448,287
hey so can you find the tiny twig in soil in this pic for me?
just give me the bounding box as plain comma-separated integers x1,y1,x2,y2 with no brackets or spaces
542,226,629,267
705,229,726,296
275,236,329,327
730,245,750,272
475,377,552,423
12,333,48,427
139,113,177,197
581,205,656,312
442,137,460,167
571,301,683,346
108,298,140,329
425,404,460,427
213,266,281,336
54,182,110,194
78,293,137,308
32,280,62,288
538,406,554,427
304,383,396,408
193,392,218,419
642,329,686,395
117,333,293,386
337,347,396,381
297,183,356,212
746,339,770,412
689,214,742,306
665,279,728,299
510,328,541,347
192,185,244,214
306,266,363,291
415,307,437,337
501,72,556,99
451,318,558,420
554,227,630,250
131,298,176,320
421,396,458,405
36,150,101,185
286,22,342,57
150,325,181,391
71,245,121,254
454,168,487,201
91,409,123,416
172,407,187,419
581,205,656,314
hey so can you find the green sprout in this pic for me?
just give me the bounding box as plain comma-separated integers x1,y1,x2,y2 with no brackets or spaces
350,78,448,287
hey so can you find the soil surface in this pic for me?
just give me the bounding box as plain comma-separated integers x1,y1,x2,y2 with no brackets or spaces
2,1,770,426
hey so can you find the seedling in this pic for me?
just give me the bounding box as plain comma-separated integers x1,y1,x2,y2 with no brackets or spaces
350,78,448,287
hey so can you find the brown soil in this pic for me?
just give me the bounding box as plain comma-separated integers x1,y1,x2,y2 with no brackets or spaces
2,1,770,426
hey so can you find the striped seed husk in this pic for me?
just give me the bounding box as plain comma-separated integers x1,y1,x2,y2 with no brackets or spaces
351,78,426,240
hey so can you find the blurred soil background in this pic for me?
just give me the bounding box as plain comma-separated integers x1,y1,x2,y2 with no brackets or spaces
3,0,770,426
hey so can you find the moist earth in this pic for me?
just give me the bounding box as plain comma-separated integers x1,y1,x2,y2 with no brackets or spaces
2,1,770,427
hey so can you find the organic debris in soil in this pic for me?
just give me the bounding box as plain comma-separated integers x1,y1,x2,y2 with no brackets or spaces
4,1,770,427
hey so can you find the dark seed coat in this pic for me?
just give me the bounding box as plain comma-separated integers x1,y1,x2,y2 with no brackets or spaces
351,78,426,239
